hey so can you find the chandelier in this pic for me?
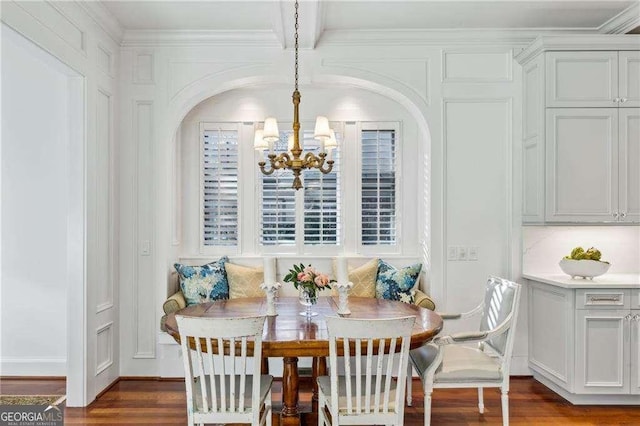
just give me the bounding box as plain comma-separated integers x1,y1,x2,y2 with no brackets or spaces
254,0,336,190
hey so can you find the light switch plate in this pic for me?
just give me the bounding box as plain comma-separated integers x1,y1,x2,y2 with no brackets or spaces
457,247,467,261
447,246,458,261
468,246,478,261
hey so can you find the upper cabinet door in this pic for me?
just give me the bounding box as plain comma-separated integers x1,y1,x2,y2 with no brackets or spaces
546,52,619,108
546,108,618,222
619,109,640,223
619,51,640,108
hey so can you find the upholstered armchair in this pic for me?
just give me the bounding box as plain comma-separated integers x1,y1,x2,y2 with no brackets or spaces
406,276,522,426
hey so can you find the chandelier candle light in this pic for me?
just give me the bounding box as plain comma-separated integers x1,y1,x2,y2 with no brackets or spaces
260,257,279,316
254,0,337,190
335,257,353,315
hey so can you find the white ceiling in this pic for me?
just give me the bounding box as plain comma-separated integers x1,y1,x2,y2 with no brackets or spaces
100,0,638,47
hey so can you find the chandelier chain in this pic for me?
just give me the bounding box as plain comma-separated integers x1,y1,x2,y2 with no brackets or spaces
294,0,299,92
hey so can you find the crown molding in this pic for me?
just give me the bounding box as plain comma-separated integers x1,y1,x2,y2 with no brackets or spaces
599,2,640,34
76,0,123,45
317,28,598,47
121,29,282,48
515,34,640,65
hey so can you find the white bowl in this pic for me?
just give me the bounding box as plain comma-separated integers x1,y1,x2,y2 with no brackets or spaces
559,259,611,279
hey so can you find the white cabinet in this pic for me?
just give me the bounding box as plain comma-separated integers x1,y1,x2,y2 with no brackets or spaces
544,107,639,223
619,109,640,222
517,38,640,224
619,52,640,108
546,51,640,108
574,288,631,395
528,279,640,404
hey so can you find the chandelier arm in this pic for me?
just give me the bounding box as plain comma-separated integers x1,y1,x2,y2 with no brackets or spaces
258,161,276,176
276,152,292,168
318,160,334,174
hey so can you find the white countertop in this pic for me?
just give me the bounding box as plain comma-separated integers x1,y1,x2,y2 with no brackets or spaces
522,273,640,289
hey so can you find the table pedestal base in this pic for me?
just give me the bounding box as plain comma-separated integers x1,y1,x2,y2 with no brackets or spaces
281,357,300,426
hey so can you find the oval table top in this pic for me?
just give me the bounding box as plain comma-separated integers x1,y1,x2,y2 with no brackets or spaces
165,296,443,357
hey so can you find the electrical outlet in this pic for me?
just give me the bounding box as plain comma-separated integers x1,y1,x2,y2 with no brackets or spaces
447,246,458,261
468,246,479,261
457,247,467,261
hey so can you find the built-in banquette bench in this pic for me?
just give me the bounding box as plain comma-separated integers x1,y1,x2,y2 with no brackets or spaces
160,256,436,332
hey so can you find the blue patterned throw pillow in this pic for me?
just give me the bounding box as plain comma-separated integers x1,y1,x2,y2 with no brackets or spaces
375,260,422,304
174,256,229,306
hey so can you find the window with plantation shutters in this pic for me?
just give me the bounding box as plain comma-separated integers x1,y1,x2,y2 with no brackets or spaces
259,128,341,247
202,126,239,247
361,127,397,245
303,136,340,245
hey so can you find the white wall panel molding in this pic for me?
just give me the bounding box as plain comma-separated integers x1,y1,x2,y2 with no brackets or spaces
75,0,123,44
96,44,113,78
96,322,114,375
442,50,513,83
95,88,114,314
320,28,596,47
441,97,512,313
122,29,281,48
171,129,182,247
168,60,274,100
2,1,120,405
515,34,640,66
11,1,86,55
133,52,155,85
598,2,640,35
321,58,430,104
133,99,156,359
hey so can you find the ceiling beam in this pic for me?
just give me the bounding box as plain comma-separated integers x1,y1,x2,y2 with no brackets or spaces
308,0,326,49
272,0,286,49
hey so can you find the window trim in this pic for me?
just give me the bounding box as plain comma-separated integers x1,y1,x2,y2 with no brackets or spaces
199,122,243,255
357,121,402,255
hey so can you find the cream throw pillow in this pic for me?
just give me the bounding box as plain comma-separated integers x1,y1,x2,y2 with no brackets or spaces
225,263,265,299
332,258,378,298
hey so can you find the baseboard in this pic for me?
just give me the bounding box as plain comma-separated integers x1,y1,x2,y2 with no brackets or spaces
1,358,66,376
533,372,640,405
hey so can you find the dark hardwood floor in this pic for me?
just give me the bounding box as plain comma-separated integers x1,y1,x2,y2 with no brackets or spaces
2,376,639,425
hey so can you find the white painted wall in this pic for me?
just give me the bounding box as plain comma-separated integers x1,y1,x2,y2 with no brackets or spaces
1,1,121,405
1,30,69,376
118,38,524,375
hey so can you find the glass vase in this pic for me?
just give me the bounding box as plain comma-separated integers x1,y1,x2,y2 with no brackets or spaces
299,286,318,318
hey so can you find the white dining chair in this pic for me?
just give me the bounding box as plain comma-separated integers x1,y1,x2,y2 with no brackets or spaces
407,276,521,426
175,314,272,426
317,315,416,426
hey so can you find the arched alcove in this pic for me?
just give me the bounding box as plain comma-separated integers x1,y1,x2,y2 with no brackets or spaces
158,73,433,298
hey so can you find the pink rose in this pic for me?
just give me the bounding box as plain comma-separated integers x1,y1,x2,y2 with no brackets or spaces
304,266,316,275
297,272,311,282
314,274,330,287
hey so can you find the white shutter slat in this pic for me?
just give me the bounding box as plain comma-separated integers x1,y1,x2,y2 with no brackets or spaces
202,128,239,247
361,128,397,246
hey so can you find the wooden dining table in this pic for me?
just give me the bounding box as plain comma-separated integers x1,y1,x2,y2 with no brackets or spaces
164,296,443,426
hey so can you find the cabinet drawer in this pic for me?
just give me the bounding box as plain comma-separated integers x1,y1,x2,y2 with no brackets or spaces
576,289,630,309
